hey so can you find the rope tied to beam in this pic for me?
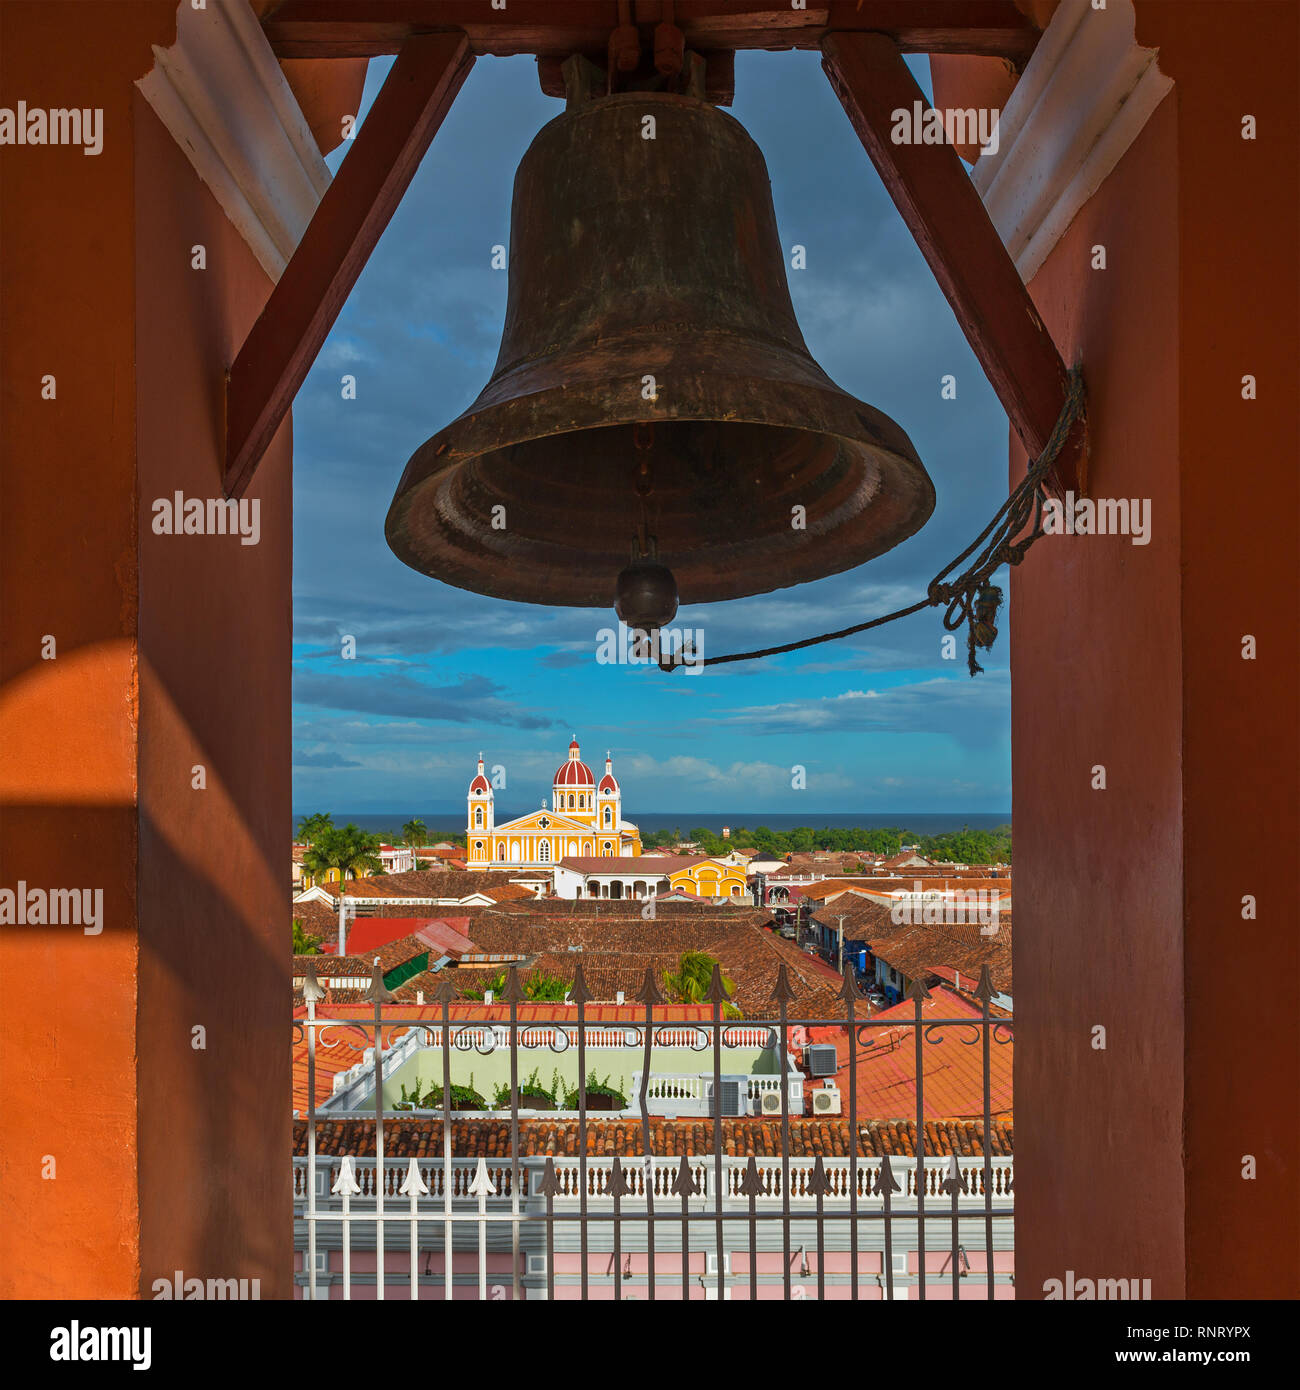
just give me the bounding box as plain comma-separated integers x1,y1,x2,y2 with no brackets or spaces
671,366,1085,674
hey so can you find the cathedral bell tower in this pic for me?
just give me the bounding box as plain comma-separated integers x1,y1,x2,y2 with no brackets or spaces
467,753,494,836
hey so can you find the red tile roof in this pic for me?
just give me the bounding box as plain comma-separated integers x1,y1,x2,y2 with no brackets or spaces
293,1116,1013,1159
480,883,538,902
413,917,477,957
558,855,708,873
804,985,1013,1121
290,1002,714,1110
335,917,431,955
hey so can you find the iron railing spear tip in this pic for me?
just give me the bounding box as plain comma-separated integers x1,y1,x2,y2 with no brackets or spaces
769,963,798,1005
636,966,665,1006
568,959,595,1005
706,962,733,1004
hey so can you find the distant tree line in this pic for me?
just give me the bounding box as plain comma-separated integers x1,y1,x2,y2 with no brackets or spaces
296,811,1010,866
643,823,1011,864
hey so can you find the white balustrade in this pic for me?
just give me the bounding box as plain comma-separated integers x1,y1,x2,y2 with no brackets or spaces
293,1155,1014,1207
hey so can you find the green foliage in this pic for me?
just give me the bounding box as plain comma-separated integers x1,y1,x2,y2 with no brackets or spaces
301,822,384,883
493,1067,557,1108
462,970,506,1001
523,970,570,1001
291,919,319,955
296,812,334,844
461,969,570,1002
561,1073,628,1108
401,818,427,850
662,950,742,1019
638,823,1011,864
396,1077,485,1111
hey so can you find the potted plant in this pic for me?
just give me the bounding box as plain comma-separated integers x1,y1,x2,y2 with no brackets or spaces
495,1067,556,1111
396,1077,486,1111
562,1073,629,1111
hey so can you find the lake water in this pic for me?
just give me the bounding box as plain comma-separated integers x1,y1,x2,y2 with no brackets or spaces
298,810,1011,836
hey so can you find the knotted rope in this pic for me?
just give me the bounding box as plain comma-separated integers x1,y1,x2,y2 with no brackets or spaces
679,367,1085,674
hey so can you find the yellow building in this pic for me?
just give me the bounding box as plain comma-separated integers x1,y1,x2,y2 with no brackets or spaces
668,859,748,899
466,738,642,870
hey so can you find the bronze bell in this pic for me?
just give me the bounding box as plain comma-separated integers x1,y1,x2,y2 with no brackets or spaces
385,90,935,612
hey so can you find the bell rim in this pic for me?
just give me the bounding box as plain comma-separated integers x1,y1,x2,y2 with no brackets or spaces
385,369,935,609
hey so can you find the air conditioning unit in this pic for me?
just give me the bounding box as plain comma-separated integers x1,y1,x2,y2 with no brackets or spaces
761,1090,783,1115
526,1254,547,1276
709,1077,748,1117
805,1043,838,1077
812,1085,841,1115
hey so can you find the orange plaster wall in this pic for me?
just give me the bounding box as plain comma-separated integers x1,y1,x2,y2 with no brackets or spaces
1007,0,1298,1297
1,0,294,1298
133,91,293,1300
1144,0,1299,1299
1011,94,1186,1297
0,0,176,1300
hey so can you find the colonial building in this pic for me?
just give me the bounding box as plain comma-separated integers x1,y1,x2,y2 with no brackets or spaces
466,738,642,870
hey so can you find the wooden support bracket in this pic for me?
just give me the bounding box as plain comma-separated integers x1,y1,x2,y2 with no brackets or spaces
821,30,1085,496
224,31,473,498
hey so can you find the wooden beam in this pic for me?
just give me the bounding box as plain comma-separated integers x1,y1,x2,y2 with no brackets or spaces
821,30,1084,494
225,32,472,498
261,1,1041,64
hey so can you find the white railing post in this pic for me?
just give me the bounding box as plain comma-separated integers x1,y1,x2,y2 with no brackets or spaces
332,1155,361,1301
468,1156,496,1301
400,1157,429,1301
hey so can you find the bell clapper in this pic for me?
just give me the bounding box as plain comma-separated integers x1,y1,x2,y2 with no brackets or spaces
615,421,679,640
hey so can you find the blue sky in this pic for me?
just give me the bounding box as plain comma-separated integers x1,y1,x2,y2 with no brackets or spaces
291,52,1011,817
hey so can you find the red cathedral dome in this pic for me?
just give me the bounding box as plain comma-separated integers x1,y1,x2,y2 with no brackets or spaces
469,753,491,795
554,737,595,787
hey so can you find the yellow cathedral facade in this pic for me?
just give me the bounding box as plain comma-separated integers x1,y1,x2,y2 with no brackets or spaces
465,737,643,869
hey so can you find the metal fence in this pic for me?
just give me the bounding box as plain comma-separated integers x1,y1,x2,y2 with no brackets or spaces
292,959,1013,1300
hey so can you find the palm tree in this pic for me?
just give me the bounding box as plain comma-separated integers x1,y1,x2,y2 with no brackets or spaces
523,971,570,1001
663,950,741,1017
463,971,507,1001
302,823,383,885
296,812,333,844
291,919,319,955
401,818,427,857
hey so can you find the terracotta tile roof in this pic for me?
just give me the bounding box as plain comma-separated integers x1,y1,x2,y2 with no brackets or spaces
480,883,538,902
293,1116,1013,1159
292,898,343,943
879,852,936,870
797,879,876,902
416,904,847,1016
785,852,874,874
294,938,422,978
320,869,527,899
867,916,1013,995
557,855,708,873
804,985,1013,1121
524,951,681,1003
809,894,907,937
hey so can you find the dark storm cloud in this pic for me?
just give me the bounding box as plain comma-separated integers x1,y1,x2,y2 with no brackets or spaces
705,671,1010,746
293,750,362,769
292,668,554,730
